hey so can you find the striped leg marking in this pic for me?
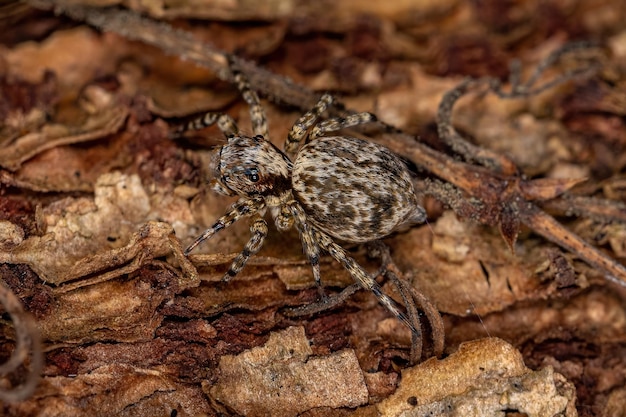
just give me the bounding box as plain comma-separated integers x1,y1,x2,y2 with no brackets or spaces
185,197,265,255
285,93,334,154
314,229,418,334
174,112,238,138
232,71,269,139
224,215,268,281
309,112,377,140
290,204,323,295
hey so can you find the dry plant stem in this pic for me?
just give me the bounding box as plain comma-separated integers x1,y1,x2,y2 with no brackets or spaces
426,43,626,285
540,195,626,223
385,271,422,364
383,132,626,286
385,271,446,360
499,41,603,98
31,2,626,286
366,240,422,363
0,280,43,402
436,80,519,175
436,41,602,174
520,205,626,288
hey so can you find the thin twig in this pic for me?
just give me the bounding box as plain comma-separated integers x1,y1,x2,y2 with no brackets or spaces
0,280,43,402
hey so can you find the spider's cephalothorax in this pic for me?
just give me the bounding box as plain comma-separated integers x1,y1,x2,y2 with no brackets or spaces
177,69,426,334
212,135,292,200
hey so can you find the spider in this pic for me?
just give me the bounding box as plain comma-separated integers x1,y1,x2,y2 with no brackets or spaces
177,65,427,334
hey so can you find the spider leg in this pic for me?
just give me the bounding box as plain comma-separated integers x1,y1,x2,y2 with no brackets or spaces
289,204,324,297
173,112,239,138
285,93,334,154
309,112,377,140
229,59,270,139
184,196,265,255
313,229,419,335
173,58,270,139
224,215,268,282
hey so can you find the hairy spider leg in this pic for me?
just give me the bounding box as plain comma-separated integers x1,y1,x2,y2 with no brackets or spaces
175,112,239,138
224,215,269,281
184,196,265,255
308,112,377,140
174,61,269,139
286,93,379,154
229,61,270,139
285,93,334,154
289,204,323,297
313,229,419,335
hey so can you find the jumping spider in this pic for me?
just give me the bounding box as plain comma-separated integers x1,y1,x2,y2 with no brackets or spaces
177,66,427,334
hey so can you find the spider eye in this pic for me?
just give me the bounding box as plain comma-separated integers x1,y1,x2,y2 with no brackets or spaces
244,168,260,182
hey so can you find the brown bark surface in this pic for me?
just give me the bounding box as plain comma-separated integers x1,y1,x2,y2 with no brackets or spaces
1,1,626,416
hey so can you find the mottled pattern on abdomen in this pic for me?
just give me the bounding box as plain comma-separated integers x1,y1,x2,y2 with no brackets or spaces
292,136,424,243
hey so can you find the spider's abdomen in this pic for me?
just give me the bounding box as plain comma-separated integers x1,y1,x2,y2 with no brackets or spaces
292,136,426,243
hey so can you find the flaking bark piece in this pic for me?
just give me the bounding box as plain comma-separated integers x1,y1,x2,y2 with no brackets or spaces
38,270,171,343
391,211,550,316
445,285,626,349
5,363,213,417
208,326,369,417
377,338,576,417
0,104,128,171
0,56,129,174
1,172,197,290
48,220,197,294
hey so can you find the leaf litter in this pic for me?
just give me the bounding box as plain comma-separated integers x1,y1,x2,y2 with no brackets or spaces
1,1,626,416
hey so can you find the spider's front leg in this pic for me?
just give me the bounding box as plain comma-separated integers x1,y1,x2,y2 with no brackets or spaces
285,93,378,154
285,93,333,154
224,214,269,281
184,196,265,255
172,112,239,139
230,66,270,139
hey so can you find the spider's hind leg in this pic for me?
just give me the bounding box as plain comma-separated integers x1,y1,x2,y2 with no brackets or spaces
313,229,419,336
285,92,378,154
308,111,377,141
